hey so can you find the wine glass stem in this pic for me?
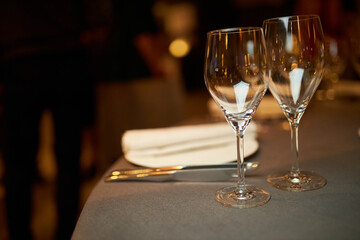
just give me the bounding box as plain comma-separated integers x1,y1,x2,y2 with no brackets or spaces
290,122,300,177
236,133,247,194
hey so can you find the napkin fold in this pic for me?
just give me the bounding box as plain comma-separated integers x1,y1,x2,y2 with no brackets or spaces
121,122,259,167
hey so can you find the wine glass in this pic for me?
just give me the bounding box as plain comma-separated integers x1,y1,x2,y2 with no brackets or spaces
317,35,347,101
204,27,270,208
263,15,327,191
324,36,347,82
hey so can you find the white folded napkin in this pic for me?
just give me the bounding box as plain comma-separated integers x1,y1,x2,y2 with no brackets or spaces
121,122,259,167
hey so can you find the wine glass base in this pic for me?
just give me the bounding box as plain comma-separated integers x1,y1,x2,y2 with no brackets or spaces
215,185,270,208
267,171,327,191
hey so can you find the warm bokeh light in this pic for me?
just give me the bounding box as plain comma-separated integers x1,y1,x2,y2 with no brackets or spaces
169,39,190,58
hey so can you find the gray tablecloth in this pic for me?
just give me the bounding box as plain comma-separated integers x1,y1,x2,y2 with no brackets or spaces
72,99,360,240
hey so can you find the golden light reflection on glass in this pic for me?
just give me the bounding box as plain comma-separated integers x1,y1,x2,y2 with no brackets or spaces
225,33,228,50
291,62,298,71
297,19,301,43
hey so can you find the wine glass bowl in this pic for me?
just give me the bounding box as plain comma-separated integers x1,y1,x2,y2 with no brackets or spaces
317,35,348,100
204,27,270,208
263,15,327,191
324,36,347,79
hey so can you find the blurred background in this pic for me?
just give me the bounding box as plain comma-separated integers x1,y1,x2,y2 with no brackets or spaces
0,0,359,239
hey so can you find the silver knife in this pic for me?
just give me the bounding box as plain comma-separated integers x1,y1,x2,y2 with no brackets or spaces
105,162,259,182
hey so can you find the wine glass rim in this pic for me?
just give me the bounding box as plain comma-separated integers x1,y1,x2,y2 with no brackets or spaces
207,27,263,35
263,14,320,23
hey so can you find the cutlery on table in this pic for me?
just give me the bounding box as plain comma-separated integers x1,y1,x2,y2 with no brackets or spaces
105,162,260,182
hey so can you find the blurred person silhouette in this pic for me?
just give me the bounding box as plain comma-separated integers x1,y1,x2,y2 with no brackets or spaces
0,0,110,239
106,0,164,82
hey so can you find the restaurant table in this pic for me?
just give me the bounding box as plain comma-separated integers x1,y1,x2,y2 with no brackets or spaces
72,97,360,240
